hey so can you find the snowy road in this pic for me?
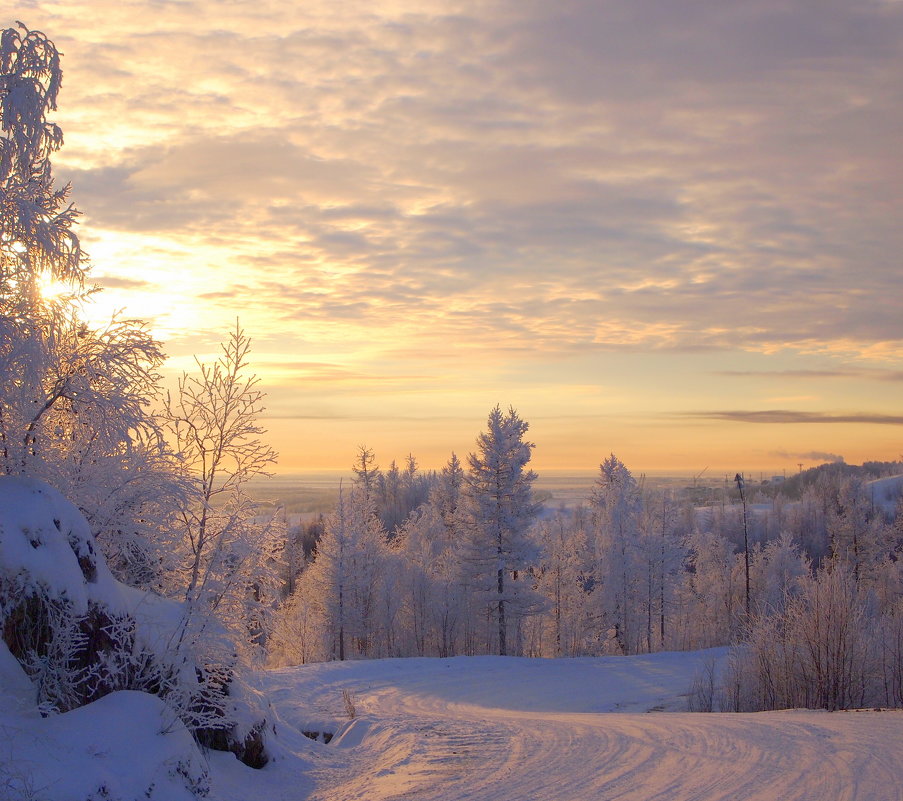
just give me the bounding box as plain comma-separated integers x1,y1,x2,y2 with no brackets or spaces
253,654,903,801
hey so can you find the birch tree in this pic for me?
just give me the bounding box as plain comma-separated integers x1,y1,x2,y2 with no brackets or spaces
590,454,642,653
165,324,281,662
300,485,386,660
534,512,595,656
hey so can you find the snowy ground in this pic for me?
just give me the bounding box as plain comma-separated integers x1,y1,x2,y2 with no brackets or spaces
210,650,903,801
5,647,903,799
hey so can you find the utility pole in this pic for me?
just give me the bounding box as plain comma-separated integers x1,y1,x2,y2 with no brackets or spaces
660,493,669,647
735,473,750,618
282,506,295,596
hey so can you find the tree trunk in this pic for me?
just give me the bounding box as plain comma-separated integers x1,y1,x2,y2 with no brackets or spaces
498,565,506,656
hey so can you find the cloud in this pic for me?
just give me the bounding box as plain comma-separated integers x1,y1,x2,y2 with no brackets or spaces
686,410,903,425
12,1,903,470
34,0,902,362
716,370,856,379
714,369,903,382
91,275,154,291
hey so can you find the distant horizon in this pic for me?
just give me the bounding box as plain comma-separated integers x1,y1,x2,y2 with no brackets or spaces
258,460,883,481
19,1,903,480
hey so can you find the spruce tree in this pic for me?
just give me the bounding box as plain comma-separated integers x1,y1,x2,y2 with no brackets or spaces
461,405,541,656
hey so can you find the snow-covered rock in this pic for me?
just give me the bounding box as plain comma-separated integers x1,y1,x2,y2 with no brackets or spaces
0,475,120,614
0,475,271,781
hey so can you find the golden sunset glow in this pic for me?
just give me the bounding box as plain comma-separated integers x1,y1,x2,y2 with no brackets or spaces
36,274,71,303
18,1,903,474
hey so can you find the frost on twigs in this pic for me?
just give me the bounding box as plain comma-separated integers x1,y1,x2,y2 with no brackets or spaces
0,20,178,599
165,323,281,666
1,21,81,292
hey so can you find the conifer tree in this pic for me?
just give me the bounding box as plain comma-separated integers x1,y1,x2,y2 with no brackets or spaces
590,454,642,652
461,405,541,656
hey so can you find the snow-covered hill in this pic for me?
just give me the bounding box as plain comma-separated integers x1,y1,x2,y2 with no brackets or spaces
219,651,901,801
868,473,903,518
0,476,267,800
4,645,903,799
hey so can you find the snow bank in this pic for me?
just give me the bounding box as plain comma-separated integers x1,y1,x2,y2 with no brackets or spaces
0,475,281,797
263,649,727,724
0,475,122,613
0,639,38,718
0,690,208,801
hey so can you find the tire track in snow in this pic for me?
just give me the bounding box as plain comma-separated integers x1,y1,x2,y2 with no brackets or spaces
266,658,903,801
311,692,903,801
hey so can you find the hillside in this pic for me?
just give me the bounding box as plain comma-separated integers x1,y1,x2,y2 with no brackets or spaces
222,652,902,801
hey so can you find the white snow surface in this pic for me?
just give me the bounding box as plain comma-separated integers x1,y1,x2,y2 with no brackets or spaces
3,648,903,800
231,651,902,801
0,476,262,800
0,682,210,800
2,475,903,799
0,475,121,613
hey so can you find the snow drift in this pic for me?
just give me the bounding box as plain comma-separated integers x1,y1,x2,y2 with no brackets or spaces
0,475,271,798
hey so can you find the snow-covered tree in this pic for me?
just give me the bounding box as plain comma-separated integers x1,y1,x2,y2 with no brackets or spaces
879,599,903,708
0,24,277,766
165,324,282,663
431,452,464,537
532,511,595,656
351,445,380,503
589,454,644,653
268,580,328,666
748,531,809,615
635,490,686,653
674,527,744,649
3,308,182,588
369,452,435,536
0,22,181,588
827,476,886,586
379,458,404,534
785,484,831,567
1,21,87,470
391,497,467,657
300,485,386,660
460,405,542,656
1,22,80,299
728,565,880,711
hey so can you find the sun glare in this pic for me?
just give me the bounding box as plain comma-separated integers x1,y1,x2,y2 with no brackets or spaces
37,273,72,302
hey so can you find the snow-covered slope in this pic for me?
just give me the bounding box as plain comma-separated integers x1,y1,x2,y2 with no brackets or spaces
868,473,903,518
0,687,210,800
249,652,903,801
4,642,902,799
0,475,121,613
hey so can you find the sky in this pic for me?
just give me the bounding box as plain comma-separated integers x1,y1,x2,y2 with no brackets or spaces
16,0,903,474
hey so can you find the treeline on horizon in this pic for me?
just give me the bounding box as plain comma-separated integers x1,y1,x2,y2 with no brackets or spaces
267,438,903,713
259,457,903,517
